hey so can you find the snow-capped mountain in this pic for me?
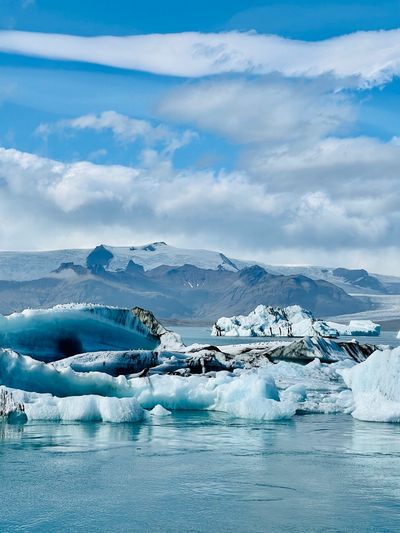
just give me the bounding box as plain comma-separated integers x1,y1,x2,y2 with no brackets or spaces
1,241,398,295
0,241,398,322
0,242,250,281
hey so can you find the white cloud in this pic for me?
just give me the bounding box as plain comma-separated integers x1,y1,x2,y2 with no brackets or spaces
37,111,197,154
2,29,400,85
160,77,354,144
0,142,399,273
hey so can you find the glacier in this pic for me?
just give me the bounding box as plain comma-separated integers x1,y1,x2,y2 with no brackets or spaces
212,305,340,337
0,304,181,362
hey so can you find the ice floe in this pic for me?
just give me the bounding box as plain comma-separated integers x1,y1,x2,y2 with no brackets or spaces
326,319,381,337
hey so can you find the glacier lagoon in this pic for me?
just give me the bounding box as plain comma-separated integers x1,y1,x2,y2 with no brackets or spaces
2,313,400,532
2,412,400,532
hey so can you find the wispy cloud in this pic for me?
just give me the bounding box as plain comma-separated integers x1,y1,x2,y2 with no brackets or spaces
1,29,400,85
36,111,197,155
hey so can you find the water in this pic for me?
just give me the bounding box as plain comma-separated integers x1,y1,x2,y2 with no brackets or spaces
1,413,400,532
174,326,400,348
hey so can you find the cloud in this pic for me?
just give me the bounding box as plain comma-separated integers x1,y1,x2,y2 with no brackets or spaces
160,77,354,144
1,29,400,85
0,141,399,273
36,111,197,156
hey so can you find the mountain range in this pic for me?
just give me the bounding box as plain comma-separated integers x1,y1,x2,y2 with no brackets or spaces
1,242,398,322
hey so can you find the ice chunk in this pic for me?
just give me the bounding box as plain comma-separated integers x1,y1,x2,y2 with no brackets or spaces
5,387,144,423
52,350,158,376
131,306,183,351
0,304,181,362
0,348,135,397
0,387,27,422
326,320,381,337
212,305,338,338
149,404,171,416
340,347,400,422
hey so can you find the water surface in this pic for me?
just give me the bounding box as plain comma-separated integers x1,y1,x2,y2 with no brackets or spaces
1,413,400,532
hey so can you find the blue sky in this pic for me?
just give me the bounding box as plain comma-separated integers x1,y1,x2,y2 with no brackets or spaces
0,0,400,274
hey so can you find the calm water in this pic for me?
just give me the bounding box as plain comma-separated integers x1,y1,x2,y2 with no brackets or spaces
174,326,400,348
1,413,400,532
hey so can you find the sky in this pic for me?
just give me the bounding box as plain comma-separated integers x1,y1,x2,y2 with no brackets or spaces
0,0,400,274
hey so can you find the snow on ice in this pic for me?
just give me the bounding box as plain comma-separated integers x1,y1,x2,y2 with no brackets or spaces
212,305,381,338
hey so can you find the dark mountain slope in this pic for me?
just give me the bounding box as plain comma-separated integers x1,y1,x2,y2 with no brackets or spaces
0,262,368,320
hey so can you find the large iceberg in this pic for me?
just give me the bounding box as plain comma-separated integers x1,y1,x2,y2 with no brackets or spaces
340,347,400,422
326,320,381,337
212,305,339,338
0,304,182,362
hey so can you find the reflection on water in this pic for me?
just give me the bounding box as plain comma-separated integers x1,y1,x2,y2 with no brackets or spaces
1,413,400,532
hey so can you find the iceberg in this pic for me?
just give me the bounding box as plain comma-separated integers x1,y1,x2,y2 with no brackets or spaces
326,320,381,337
1,387,145,423
212,305,339,338
0,387,27,422
340,347,400,422
52,350,158,376
0,349,295,421
0,304,182,362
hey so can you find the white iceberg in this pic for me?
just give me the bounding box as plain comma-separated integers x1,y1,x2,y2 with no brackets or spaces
340,347,400,422
0,304,182,362
149,404,172,417
326,320,381,337
212,305,339,338
1,386,145,423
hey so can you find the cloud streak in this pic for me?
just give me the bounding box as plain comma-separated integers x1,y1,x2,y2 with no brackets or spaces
1,29,400,85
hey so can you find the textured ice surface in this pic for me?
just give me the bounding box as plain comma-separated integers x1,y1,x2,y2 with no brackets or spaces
0,349,295,421
52,350,158,376
212,305,339,338
341,347,400,422
149,404,172,416
2,387,145,423
0,304,161,361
